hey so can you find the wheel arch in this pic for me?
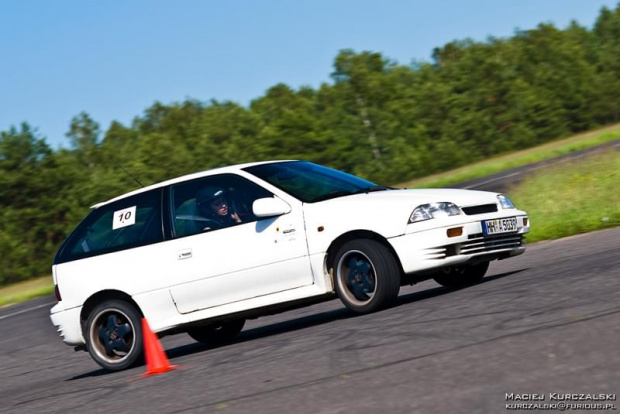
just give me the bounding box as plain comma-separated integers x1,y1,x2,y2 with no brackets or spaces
80,290,144,332
325,230,404,276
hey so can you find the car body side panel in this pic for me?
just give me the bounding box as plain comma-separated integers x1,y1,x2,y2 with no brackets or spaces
184,284,328,324
52,240,172,312
50,240,176,345
132,289,187,333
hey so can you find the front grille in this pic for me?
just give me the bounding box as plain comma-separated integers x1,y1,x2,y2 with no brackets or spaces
427,233,523,260
459,233,523,255
462,204,498,215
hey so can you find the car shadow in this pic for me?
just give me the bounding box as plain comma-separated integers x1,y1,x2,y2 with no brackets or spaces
166,268,528,360
479,268,528,284
67,268,527,380
395,268,527,306
166,307,353,360
67,368,109,380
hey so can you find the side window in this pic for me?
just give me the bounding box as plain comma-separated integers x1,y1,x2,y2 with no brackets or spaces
58,190,163,263
171,174,272,238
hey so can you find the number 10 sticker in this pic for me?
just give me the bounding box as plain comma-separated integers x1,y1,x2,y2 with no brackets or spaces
113,206,137,230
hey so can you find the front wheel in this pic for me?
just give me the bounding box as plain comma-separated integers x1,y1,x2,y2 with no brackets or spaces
433,262,490,288
187,319,246,346
333,239,401,314
84,300,143,371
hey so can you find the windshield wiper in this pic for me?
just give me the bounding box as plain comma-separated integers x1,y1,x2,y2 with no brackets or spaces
352,185,390,194
311,190,356,202
311,185,390,202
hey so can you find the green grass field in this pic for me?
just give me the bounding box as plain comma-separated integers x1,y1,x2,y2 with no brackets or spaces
398,123,620,189
510,151,620,242
0,276,54,307
2,124,619,308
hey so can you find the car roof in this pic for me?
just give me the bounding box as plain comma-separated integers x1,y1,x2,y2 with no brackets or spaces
91,160,295,209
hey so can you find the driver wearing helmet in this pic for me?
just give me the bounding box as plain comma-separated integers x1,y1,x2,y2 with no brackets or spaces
196,186,241,231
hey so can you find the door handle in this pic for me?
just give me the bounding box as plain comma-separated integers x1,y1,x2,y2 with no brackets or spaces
177,249,192,260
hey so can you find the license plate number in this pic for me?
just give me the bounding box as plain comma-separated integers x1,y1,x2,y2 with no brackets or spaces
482,217,518,235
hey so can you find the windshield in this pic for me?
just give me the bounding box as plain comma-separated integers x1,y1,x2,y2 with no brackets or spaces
244,161,387,203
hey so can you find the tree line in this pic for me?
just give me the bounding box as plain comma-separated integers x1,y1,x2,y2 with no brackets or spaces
1,4,619,285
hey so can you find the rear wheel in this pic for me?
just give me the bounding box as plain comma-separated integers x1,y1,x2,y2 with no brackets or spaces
433,262,490,288
187,319,246,346
85,300,143,371
333,239,401,314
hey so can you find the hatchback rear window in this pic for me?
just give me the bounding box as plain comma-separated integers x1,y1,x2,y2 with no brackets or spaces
55,190,163,263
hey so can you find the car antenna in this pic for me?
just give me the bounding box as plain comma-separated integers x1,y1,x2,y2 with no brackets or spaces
112,159,144,188
72,147,145,189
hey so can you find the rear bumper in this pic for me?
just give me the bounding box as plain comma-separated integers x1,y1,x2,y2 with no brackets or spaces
50,304,85,346
390,214,529,274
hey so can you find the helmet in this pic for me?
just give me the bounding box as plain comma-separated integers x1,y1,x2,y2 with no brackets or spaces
196,186,226,205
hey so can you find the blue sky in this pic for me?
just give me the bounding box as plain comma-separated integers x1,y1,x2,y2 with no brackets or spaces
1,0,617,148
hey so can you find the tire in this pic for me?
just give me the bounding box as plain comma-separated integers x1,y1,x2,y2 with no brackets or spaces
333,239,401,314
84,300,143,371
433,262,490,288
187,319,246,346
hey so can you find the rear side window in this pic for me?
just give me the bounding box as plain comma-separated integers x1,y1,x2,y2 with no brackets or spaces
56,190,163,264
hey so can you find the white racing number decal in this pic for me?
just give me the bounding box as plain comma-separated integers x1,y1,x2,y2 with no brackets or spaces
113,206,137,230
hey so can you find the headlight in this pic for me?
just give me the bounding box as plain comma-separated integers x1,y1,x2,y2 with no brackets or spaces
497,194,515,209
408,202,462,223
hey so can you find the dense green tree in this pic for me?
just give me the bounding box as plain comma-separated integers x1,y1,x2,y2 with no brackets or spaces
0,125,56,283
67,112,100,163
592,5,620,124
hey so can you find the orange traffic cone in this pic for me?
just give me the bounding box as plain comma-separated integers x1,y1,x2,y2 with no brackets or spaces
141,318,178,377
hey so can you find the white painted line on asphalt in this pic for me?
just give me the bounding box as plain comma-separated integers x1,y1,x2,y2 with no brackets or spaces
464,172,520,189
0,302,55,321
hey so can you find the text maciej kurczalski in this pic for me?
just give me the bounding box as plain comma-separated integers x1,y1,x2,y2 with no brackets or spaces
506,393,617,401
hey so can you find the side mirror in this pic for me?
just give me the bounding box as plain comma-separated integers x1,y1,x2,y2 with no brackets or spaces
252,197,291,218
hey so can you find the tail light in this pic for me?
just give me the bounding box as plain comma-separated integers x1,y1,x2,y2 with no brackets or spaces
54,284,62,301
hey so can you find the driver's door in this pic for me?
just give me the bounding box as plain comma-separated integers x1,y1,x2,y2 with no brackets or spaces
166,173,313,314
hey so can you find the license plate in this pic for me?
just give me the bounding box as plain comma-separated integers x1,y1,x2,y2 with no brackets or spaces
482,217,518,236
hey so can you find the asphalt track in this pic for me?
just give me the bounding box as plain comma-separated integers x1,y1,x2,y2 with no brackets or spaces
1,226,619,413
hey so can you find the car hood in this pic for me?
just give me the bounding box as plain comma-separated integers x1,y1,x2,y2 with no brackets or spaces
355,188,500,207
310,188,501,212
302,188,502,242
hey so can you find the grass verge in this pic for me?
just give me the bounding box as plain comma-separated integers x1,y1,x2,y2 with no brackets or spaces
510,151,620,242
0,276,54,307
398,123,620,189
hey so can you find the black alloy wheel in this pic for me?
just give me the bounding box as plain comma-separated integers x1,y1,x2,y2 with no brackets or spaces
85,300,144,371
333,239,401,314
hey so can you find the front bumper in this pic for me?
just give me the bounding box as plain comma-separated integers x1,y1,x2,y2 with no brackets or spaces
50,304,85,346
389,214,529,274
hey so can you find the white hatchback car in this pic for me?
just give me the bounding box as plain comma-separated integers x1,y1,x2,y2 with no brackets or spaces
50,161,529,370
